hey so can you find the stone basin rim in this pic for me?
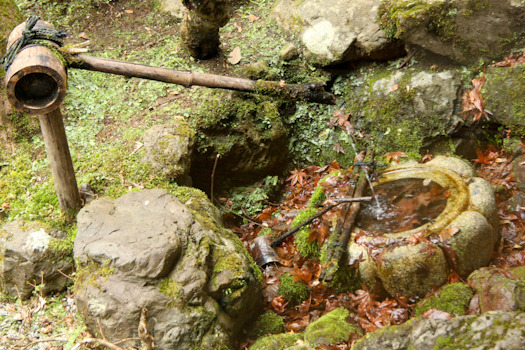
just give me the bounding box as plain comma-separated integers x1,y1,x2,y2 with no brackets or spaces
354,164,470,240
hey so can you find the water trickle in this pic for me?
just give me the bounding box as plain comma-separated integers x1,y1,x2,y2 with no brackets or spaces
356,178,449,234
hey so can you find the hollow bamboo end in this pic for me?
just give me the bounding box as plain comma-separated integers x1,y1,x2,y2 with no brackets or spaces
4,45,67,115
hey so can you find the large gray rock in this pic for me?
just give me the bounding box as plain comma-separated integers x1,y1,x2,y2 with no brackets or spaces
468,266,525,313
341,65,464,155
142,120,196,186
0,220,73,299
378,0,525,64
74,189,262,349
352,311,525,350
484,63,525,136
272,0,404,65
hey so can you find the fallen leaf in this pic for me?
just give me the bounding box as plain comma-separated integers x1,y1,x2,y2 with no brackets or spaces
228,47,242,65
124,9,134,14
388,84,399,93
439,226,460,241
385,152,407,163
247,14,259,22
287,168,307,187
422,309,453,320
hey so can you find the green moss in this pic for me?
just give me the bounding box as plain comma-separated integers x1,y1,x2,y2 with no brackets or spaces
304,307,360,347
74,260,114,292
292,207,320,258
253,311,285,338
278,272,310,306
308,185,326,208
327,264,361,294
159,278,184,308
415,282,474,316
250,332,301,350
45,238,73,263
484,64,525,136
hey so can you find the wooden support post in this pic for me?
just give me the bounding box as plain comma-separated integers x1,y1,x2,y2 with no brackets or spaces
38,108,81,213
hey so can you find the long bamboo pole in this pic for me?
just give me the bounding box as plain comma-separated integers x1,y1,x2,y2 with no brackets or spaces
70,54,336,105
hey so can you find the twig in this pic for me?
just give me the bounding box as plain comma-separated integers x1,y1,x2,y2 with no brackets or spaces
211,153,220,201
19,337,68,349
78,338,125,350
397,48,419,69
57,268,74,280
270,196,372,248
138,307,154,350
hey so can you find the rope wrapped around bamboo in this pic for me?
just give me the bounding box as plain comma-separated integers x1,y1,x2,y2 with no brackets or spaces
3,18,67,115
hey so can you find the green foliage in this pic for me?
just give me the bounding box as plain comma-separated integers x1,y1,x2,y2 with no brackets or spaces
292,207,320,258
227,175,280,217
278,272,310,306
415,282,474,316
253,311,285,338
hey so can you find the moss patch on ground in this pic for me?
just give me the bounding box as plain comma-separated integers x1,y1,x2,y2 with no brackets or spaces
278,272,310,306
415,282,474,316
252,311,285,338
304,307,361,347
292,207,320,258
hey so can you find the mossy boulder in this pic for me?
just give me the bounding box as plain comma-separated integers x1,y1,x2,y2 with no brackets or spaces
468,266,525,313
415,282,474,316
352,311,525,350
74,189,263,349
484,63,525,136
141,120,196,186
190,90,288,189
341,65,463,157
303,307,361,347
378,0,525,64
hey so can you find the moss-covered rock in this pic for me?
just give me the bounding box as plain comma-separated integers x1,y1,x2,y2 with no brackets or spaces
303,307,361,347
251,332,302,350
377,0,525,64
415,282,474,316
252,311,285,338
484,63,525,136
278,272,310,306
341,64,463,157
190,90,288,188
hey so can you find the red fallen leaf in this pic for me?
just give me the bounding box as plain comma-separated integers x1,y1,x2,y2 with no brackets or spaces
385,152,407,163
422,309,453,320
439,226,461,241
419,153,433,163
308,225,330,246
291,265,313,284
473,147,499,165
287,168,308,187
271,295,288,314
461,75,492,122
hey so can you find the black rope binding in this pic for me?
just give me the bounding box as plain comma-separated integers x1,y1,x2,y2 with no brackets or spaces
0,15,67,71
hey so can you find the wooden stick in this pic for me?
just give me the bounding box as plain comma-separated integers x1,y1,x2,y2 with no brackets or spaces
270,196,372,248
38,108,82,213
69,54,336,104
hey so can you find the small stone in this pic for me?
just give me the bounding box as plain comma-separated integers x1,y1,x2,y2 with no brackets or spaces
280,43,299,61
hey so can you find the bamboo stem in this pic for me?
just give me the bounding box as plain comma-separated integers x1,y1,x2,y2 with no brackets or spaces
38,108,81,213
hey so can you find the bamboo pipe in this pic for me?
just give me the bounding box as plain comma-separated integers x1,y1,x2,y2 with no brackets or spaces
70,54,336,104
4,20,67,115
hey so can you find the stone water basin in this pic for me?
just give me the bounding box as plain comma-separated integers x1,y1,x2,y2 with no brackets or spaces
349,156,498,297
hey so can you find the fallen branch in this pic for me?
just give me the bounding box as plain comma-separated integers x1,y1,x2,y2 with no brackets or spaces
270,196,372,248
138,307,154,350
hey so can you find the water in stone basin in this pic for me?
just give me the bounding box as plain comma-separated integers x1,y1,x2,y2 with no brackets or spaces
356,178,449,234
